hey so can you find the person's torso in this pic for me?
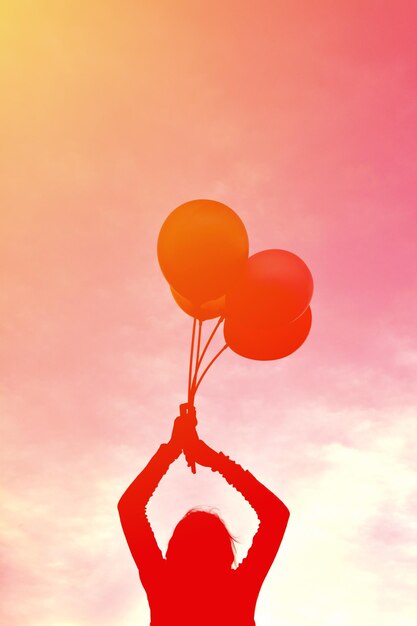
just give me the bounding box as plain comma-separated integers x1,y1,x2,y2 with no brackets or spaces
146,565,257,626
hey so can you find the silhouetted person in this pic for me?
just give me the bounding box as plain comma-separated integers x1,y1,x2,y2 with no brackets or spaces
118,406,290,625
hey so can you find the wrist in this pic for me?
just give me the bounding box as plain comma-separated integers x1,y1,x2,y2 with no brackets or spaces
163,440,182,459
204,447,221,470
211,451,232,472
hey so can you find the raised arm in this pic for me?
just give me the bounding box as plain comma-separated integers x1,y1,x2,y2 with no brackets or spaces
117,418,183,585
188,437,290,587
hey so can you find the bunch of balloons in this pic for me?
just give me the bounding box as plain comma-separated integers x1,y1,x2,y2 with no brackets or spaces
158,199,313,404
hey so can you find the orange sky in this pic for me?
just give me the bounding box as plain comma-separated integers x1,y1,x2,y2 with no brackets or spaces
1,2,417,625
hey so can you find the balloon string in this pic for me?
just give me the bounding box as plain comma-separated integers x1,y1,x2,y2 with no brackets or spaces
195,320,203,379
193,344,228,397
190,316,224,395
187,318,197,403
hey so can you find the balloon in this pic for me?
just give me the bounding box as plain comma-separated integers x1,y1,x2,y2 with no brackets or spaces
225,249,313,326
170,287,225,321
224,306,312,361
157,199,249,303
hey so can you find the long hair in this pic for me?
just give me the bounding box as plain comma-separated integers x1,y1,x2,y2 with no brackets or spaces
166,508,237,572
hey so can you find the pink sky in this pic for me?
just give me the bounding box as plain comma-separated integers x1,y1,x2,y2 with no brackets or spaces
1,2,416,625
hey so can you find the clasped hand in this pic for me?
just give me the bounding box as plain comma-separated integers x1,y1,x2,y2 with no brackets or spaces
169,404,214,469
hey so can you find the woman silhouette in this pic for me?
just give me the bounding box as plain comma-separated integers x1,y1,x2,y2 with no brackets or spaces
118,406,290,626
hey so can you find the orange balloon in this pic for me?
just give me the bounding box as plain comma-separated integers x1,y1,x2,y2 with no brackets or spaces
158,199,249,303
170,287,225,321
225,249,313,326
224,307,312,361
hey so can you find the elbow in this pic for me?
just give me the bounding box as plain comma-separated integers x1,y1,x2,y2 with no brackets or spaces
118,494,135,527
118,488,147,517
259,492,290,526
281,503,290,523
272,501,290,537
117,497,124,516
117,491,130,515
282,503,291,534
272,496,290,525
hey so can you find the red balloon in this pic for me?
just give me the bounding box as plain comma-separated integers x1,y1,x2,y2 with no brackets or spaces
224,307,312,361
225,249,313,326
158,199,249,304
170,287,225,321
